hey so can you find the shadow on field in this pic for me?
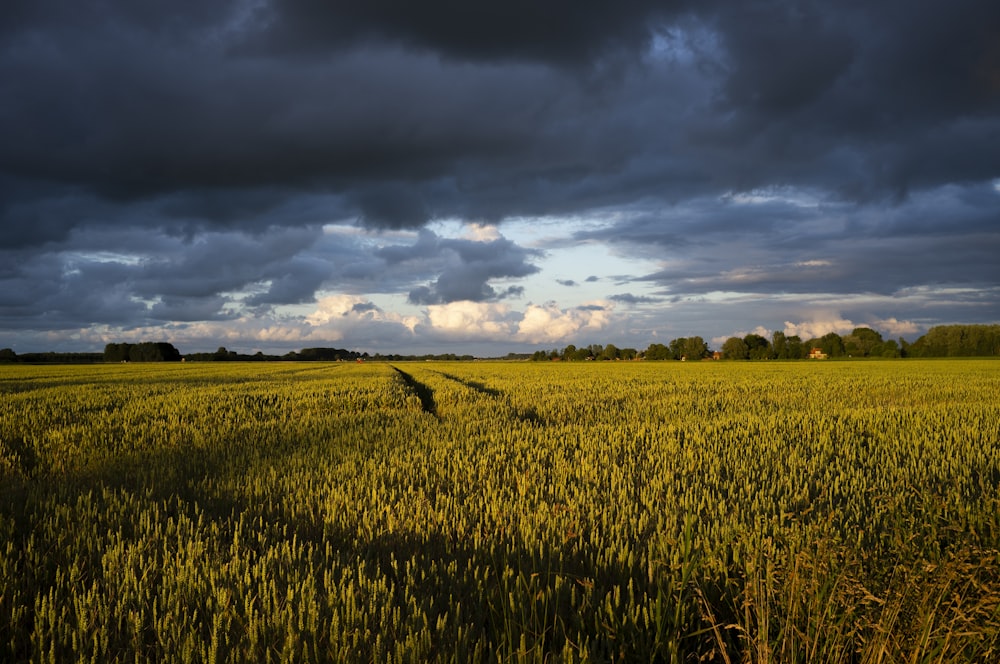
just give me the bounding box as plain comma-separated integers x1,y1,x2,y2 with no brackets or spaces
7,420,999,663
178,482,712,663
1,429,716,661
436,372,502,398
391,366,438,418
434,371,547,426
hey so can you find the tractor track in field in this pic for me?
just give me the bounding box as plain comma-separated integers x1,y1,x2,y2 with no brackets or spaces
390,366,439,418
433,370,546,427
434,372,501,398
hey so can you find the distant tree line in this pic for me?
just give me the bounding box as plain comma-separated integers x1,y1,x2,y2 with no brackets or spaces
531,325,1000,361
367,352,477,362
530,343,642,362
904,324,1000,357
184,347,273,362
103,342,182,362
183,347,485,362
1,324,997,365
716,328,901,360
0,349,104,364
184,346,368,362
0,344,467,363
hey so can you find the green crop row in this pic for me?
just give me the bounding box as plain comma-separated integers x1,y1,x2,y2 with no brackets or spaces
1,360,999,662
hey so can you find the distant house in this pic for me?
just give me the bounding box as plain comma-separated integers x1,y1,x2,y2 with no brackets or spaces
808,347,828,360
712,351,723,360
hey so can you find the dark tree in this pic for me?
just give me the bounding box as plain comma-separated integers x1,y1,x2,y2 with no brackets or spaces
843,327,884,357
908,325,1000,357
786,335,805,359
680,336,709,360
644,343,671,360
600,344,619,361
104,343,132,362
811,332,846,358
105,342,180,362
743,334,770,360
666,337,708,360
722,337,748,360
880,339,901,358
771,331,788,359
129,342,181,362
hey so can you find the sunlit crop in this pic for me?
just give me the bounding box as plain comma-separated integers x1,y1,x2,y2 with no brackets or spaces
1,360,999,662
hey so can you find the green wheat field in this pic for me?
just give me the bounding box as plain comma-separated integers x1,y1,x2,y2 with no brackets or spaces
2,360,999,662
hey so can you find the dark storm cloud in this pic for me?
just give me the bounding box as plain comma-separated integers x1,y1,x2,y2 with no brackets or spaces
0,250,147,329
699,0,1000,198
1,0,999,343
610,293,662,305
0,225,332,330
579,186,1000,308
374,229,541,305
1,7,589,231
351,302,379,314
149,295,237,323
4,0,997,229
575,179,999,311
249,0,681,64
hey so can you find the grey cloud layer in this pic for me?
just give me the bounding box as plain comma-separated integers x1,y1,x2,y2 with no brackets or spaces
6,1,997,227
376,230,541,305
577,184,1000,299
1,0,998,346
0,223,542,331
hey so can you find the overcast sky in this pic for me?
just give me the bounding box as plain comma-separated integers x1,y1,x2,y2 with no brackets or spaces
2,0,999,354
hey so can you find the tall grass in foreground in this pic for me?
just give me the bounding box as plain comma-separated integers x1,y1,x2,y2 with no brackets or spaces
1,360,999,661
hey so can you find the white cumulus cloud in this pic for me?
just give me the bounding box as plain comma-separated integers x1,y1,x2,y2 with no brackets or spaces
516,301,614,344
783,317,856,339
870,317,920,337
425,301,517,338
303,294,420,342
